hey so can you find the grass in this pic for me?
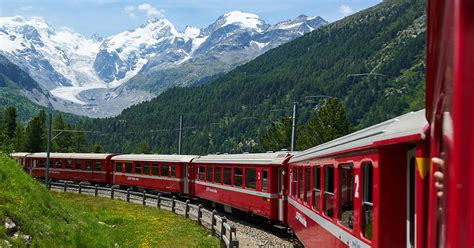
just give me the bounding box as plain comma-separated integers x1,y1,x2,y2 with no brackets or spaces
0,153,220,247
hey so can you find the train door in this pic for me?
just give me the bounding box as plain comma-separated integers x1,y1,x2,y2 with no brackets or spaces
407,148,416,247
184,163,189,194
278,167,284,223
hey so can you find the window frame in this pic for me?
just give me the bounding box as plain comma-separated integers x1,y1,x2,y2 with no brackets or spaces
151,163,159,176
115,162,123,172
313,166,321,211
95,161,102,171
337,163,355,230
262,169,268,192
214,167,222,184
245,168,257,190
323,165,335,218
125,163,133,173
206,166,213,182
223,167,232,185
233,167,243,187
161,164,170,177
361,162,374,241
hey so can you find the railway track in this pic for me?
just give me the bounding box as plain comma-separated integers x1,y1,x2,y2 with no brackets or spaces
49,182,302,247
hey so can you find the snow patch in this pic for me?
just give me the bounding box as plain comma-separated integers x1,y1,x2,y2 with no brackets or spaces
222,11,264,31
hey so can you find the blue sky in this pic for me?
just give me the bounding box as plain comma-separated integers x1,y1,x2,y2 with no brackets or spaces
0,0,382,37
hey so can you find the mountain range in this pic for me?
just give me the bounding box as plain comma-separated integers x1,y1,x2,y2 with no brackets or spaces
0,12,327,117
82,0,427,154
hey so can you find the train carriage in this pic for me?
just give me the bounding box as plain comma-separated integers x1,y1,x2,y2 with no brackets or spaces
286,110,428,248
25,153,116,184
191,152,292,221
10,152,31,170
111,154,198,193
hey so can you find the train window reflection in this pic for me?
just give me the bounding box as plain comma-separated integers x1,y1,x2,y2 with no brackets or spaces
298,168,303,199
115,162,122,172
338,164,354,229
262,169,268,192
162,165,169,176
313,166,321,211
305,167,311,205
151,164,159,175
324,166,334,217
199,166,205,180
125,163,133,173
224,168,232,185
206,166,213,181
76,160,82,170
214,167,222,183
171,165,176,177
234,168,243,187
143,164,150,174
245,168,256,189
135,163,142,174
362,162,373,240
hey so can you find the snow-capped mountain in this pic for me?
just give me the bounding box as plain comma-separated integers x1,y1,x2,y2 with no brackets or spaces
0,12,327,117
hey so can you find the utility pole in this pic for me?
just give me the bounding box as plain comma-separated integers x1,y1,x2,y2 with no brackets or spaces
45,113,52,185
178,114,183,155
291,102,297,152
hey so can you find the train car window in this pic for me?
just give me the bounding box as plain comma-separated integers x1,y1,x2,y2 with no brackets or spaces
65,160,72,169
151,164,159,175
338,164,354,229
162,165,170,177
234,168,243,187
262,169,268,192
206,166,213,181
313,166,321,211
116,162,122,172
76,160,82,170
245,168,256,189
199,166,205,180
224,168,232,185
362,163,373,240
55,160,62,169
305,167,311,205
135,164,142,174
324,166,335,218
95,161,102,171
48,159,54,168
85,160,92,170
39,159,45,167
298,168,304,200
125,163,133,173
291,168,297,196
143,164,150,175
214,167,222,183
171,165,176,177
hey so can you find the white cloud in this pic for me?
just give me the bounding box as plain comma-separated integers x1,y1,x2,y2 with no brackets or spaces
59,26,75,32
124,5,136,19
338,4,354,16
20,5,33,11
124,3,165,19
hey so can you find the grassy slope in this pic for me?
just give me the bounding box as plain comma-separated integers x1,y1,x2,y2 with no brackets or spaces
0,154,219,247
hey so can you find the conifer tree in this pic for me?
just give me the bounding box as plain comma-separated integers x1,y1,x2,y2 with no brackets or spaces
25,110,46,152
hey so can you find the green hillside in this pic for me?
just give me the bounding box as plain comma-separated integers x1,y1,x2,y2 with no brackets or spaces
84,0,426,154
0,154,218,247
0,55,85,123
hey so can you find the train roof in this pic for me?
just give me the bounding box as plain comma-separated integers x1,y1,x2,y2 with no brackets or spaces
193,152,293,165
111,154,198,163
290,109,428,163
27,153,116,160
10,152,31,158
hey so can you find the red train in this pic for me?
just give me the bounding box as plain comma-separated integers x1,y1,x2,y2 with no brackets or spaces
10,0,473,247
